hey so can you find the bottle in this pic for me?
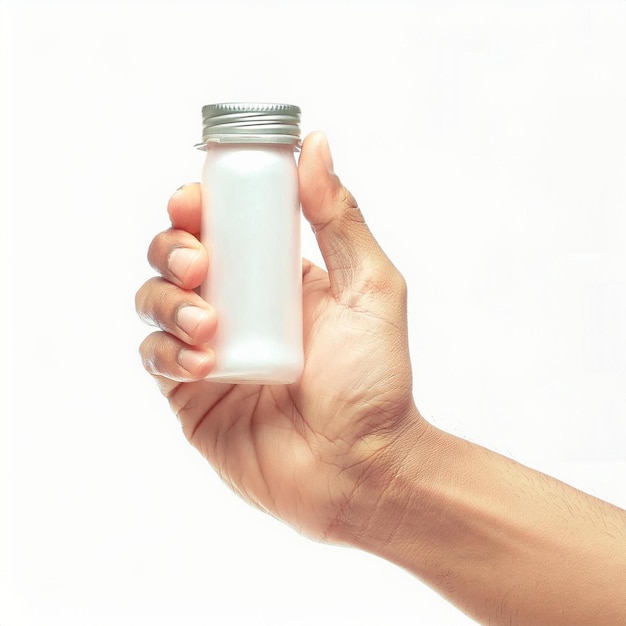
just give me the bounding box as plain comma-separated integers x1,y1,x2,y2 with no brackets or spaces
196,102,304,384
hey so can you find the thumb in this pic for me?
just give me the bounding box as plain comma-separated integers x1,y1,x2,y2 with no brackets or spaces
299,132,393,299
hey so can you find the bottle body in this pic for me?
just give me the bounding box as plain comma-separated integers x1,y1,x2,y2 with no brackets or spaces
200,142,303,384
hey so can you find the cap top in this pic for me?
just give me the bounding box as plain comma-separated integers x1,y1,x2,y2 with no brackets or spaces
197,102,301,148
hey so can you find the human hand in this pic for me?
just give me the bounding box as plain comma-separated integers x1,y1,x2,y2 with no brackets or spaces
135,132,429,543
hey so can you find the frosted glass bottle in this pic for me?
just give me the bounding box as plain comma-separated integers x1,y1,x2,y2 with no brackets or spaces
196,103,303,384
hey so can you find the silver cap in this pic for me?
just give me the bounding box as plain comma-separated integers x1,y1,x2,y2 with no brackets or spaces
197,102,301,148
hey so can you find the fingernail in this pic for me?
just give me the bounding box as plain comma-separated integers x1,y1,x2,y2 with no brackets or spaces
320,132,335,174
178,348,212,373
168,247,199,280
177,305,211,337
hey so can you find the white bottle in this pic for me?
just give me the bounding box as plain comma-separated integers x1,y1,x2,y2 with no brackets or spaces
196,103,303,384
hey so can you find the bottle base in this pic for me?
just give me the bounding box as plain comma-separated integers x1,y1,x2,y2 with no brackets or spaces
204,340,303,385
204,363,303,385
204,372,301,385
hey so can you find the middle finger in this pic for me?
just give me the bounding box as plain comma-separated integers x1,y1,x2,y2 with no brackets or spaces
148,228,208,290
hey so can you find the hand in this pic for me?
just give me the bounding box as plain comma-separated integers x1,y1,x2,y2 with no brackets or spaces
136,132,626,626
135,132,428,542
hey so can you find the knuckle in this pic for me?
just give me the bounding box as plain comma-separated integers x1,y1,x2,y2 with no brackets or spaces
136,277,181,330
390,269,408,299
335,184,357,208
310,181,362,235
135,280,156,325
359,265,407,301
139,332,160,375
139,331,186,381
335,185,363,223
146,231,168,269
134,285,146,316
147,228,200,275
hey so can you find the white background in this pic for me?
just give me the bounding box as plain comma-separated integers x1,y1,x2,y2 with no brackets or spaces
1,1,625,624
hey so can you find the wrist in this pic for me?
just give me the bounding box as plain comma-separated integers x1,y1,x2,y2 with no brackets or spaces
335,413,626,626
329,405,445,557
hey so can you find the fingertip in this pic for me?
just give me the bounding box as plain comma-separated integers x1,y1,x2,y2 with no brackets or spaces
303,131,334,173
300,131,356,235
301,131,334,175
299,133,335,224
167,183,203,235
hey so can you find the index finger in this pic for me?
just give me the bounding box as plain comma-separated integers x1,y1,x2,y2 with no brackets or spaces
167,183,202,236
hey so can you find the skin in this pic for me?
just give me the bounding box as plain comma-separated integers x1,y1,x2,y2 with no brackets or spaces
136,132,626,626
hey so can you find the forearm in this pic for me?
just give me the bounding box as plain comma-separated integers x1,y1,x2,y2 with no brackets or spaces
344,420,626,626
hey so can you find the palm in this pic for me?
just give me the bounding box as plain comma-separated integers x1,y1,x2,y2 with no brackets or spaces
171,261,414,539
139,132,421,540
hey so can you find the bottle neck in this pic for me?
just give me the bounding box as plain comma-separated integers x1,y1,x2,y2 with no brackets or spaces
200,140,299,153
